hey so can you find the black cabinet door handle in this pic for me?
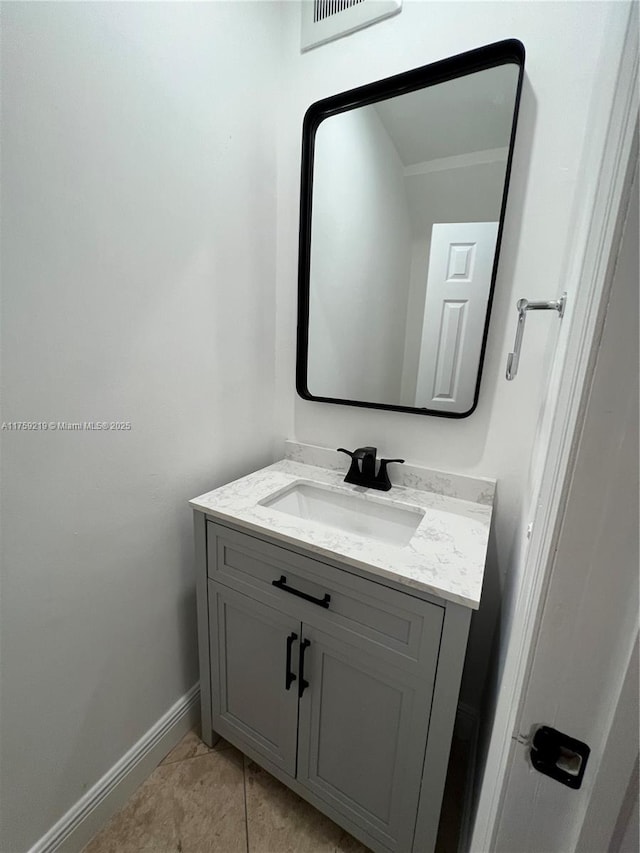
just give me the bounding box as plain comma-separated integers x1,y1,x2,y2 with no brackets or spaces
272,575,331,609
298,638,311,698
285,632,298,691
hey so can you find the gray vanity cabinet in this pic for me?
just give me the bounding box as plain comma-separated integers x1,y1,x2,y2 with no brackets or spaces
195,514,473,853
208,583,299,776
295,622,440,852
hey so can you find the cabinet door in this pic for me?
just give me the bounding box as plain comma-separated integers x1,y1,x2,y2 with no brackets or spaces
209,582,300,777
296,624,440,852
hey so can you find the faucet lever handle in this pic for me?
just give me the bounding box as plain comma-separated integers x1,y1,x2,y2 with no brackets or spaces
337,448,363,482
375,458,405,491
337,447,355,459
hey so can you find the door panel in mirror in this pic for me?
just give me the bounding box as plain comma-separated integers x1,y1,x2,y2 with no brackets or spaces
413,221,498,412
297,40,524,417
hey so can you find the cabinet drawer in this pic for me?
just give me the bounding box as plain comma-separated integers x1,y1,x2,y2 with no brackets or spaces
207,521,443,666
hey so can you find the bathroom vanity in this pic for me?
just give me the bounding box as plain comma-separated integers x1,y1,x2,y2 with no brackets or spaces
190,36,520,853
190,442,494,853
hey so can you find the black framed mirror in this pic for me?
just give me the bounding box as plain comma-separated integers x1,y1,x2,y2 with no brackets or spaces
296,40,525,418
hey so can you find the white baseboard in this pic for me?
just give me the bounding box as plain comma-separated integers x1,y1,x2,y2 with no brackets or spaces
29,684,200,853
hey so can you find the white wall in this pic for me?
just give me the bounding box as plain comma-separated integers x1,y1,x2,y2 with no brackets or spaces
308,106,411,403
274,1,629,711
0,3,281,850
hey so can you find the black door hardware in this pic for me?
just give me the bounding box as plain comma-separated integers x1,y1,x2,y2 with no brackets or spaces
530,725,590,789
285,632,298,691
272,575,330,609
337,446,404,491
298,638,311,698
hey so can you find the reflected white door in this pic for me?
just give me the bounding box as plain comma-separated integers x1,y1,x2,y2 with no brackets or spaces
415,222,498,413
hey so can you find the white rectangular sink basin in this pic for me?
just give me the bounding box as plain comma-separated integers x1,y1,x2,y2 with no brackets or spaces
258,481,424,546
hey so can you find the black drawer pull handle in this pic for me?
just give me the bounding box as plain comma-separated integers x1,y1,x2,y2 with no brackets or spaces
272,575,331,609
298,638,311,698
285,632,298,691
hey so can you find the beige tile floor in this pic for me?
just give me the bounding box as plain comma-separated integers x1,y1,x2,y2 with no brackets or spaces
82,728,467,853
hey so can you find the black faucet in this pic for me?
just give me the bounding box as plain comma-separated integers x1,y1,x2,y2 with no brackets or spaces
337,446,405,491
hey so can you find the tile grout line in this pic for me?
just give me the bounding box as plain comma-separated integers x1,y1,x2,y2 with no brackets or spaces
160,743,234,767
242,757,250,853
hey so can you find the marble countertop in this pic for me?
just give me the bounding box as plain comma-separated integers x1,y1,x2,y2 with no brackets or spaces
190,445,494,609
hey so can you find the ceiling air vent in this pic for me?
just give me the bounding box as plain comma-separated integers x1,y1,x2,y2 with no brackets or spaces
301,0,402,52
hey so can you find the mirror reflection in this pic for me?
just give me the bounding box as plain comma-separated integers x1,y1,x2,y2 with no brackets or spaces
301,55,522,416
